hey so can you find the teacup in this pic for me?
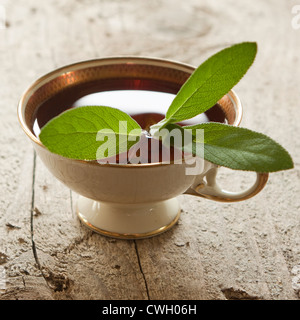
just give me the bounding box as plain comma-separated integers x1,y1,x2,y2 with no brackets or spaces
18,57,269,239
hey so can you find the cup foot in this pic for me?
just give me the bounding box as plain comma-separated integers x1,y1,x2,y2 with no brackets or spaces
76,196,181,239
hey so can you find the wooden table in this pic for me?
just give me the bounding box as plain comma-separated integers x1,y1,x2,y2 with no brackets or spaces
0,0,299,300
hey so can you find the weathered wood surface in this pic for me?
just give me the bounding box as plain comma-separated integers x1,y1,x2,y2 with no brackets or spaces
0,0,299,300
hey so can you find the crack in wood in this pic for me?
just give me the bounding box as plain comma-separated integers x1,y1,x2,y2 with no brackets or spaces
134,240,150,300
30,152,50,288
30,152,42,269
29,151,73,295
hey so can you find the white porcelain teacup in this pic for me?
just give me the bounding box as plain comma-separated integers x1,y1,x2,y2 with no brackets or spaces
18,57,269,239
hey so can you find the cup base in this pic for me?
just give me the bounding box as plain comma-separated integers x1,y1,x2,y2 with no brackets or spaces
76,196,181,239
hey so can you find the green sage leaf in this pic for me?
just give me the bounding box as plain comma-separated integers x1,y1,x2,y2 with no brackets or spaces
39,106,142,160
164,42,257,124
183,123,294,172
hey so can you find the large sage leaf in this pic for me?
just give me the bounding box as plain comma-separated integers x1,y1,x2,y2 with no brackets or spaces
39,106,142,160
164,42,257,124
184,123,294,172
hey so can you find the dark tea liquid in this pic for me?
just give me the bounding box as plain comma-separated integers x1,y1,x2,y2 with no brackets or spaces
71,90,213,130
33,78,227,163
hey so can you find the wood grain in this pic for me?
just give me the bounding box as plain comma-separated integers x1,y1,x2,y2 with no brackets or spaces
0,0,299,300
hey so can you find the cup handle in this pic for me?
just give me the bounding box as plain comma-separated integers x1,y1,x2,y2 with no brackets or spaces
184,167,269,202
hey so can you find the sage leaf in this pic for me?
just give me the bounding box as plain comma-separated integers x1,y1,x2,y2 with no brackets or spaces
183,123,294,172
39,106,142,160
164,42,257,124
